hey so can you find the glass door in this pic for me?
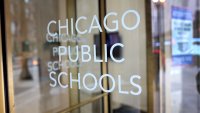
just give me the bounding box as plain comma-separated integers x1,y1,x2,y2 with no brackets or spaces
2,0,200,113
3,0,105,113
2,0,151,113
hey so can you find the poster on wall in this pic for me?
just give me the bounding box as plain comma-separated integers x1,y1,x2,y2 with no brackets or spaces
171,6,193,65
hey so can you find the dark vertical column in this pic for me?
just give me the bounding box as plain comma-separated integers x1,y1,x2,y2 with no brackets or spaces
145,1,158,113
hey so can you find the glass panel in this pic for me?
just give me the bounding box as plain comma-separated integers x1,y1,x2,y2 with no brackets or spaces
151,0,200,113
76,0,102,103
5,0,200,113
106,0,147,113
9,0,102,113
11,0,69,113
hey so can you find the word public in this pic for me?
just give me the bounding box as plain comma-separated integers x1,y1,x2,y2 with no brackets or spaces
52,43,124,62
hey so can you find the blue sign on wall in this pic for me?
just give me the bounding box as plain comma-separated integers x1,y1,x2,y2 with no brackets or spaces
171,6,193,65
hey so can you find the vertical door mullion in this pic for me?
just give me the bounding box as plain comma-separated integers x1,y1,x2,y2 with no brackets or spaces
2,0,15,113
0,13,6,113
99,0,110,113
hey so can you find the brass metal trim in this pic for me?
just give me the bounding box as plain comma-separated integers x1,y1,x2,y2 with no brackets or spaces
145,1,156,113
4,0,15,112
57,93,108,113
0,17,6,113
99,0,109,113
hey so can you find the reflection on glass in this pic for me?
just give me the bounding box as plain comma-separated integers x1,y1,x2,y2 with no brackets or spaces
151,0,200,113
10,0,102,113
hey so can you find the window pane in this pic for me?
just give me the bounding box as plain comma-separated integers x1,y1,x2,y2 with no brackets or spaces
106,0,147,112
9,0,101,113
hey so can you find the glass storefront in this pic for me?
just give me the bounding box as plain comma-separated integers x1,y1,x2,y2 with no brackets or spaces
0,0,200,113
